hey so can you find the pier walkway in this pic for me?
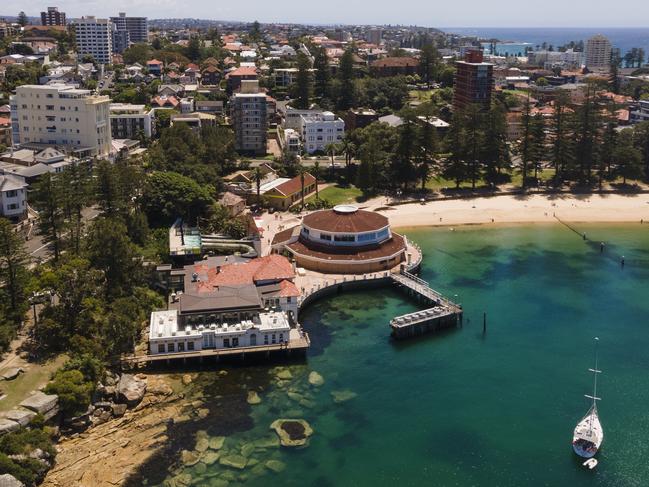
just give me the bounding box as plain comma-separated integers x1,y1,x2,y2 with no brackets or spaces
121,329,310,367
389,270,463,338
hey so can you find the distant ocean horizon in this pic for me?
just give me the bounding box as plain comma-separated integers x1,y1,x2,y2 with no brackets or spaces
442,27,649,56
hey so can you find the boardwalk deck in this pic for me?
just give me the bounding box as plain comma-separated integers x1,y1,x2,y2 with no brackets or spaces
122,330,310,366
390,271,462,338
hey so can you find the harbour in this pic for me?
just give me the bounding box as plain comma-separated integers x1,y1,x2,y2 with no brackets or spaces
128,223,649,486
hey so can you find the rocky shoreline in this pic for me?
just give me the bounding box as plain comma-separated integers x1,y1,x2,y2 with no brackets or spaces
42,373,185,487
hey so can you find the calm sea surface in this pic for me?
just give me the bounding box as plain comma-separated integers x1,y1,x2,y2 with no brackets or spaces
141,224,649,487
445,27,649,56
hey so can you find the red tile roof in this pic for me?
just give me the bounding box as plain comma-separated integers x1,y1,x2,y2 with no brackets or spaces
371,57,419,68
302,208,388,233
278,279,300,297
226,66,258,78
151,95,179,107
192,255,295,292
270,173,316,197
147,59,163,65
0,117,11,127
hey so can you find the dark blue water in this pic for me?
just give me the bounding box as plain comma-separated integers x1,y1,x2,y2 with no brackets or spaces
445,27,649,56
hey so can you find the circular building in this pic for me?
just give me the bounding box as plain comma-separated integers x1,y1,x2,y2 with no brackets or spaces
271,205,408,274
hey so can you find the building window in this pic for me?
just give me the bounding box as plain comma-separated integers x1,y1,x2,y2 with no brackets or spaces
187,342,195,351
334,234,355,242
264,334,269,345
5,190,17,198
167,343,175,352
157,344,165,353
320,234,332,241
224,338,230,348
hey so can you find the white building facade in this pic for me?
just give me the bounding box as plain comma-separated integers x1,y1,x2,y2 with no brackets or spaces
298,111,345,154
585,35,612,70
109,103,154,139
15,85,112,157
149,309,292,355
74,16,113,64
0,174,28,221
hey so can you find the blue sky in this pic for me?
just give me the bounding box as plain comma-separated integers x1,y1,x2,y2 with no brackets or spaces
12,0,649,28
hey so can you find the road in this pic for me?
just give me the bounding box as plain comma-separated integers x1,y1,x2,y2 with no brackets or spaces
25,206,101,263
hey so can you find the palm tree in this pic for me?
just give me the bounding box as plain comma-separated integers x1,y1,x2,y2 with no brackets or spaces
313,160,321,199
254,166,262,205
299,164,306,209
325,142,338,176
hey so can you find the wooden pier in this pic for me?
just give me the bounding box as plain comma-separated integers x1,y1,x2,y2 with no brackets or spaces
389,270,463,339
121,330,310,368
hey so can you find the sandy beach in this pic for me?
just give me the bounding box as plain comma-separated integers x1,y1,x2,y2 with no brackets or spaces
365,193,649,228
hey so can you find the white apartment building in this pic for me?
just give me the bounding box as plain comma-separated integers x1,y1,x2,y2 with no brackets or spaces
15,85,112,157
528,49,583,69
284,128,301,154
0,174,28,221
274,68,316,87
585,35,612,70
282,107,321,130
109,103,154,139
74,16,113,65
298,111,345,154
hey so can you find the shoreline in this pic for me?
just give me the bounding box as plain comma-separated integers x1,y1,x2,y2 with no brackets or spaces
368,193,649,229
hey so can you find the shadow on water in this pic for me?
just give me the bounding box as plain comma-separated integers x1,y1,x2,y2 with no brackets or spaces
390,326,460,351
123,367,277,487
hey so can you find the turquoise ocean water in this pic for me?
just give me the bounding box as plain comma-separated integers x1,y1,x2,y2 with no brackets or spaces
141,224,649,487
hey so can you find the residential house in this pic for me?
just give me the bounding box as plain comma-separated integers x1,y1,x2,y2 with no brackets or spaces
146,59,163,76
370,57,419,77
226,66,259,94
219,191,246,216
201,65,221,86
0,174,28,221
262,173,317,210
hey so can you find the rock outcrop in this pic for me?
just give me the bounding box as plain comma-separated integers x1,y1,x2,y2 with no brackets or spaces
270,419,314,447
0,474,25,486
116,374,147,407
42,375,181,487
20,391,59,420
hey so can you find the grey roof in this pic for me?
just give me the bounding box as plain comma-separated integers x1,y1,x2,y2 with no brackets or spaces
0,162,53,179
35,147,65,162
379,114,403,127
178,284,262,314
0,174,28,192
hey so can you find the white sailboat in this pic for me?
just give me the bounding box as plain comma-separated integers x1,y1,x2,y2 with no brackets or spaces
572,337,603,459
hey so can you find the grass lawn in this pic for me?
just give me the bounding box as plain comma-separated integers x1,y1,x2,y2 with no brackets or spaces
408,89,441,103
425,176,490,191
0,355,67,413
509,168,556,187
306,184,365,205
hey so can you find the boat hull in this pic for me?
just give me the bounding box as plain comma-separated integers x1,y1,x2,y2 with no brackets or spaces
572,406,603,459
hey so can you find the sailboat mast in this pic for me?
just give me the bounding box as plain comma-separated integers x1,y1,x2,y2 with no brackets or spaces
592,337,599,409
